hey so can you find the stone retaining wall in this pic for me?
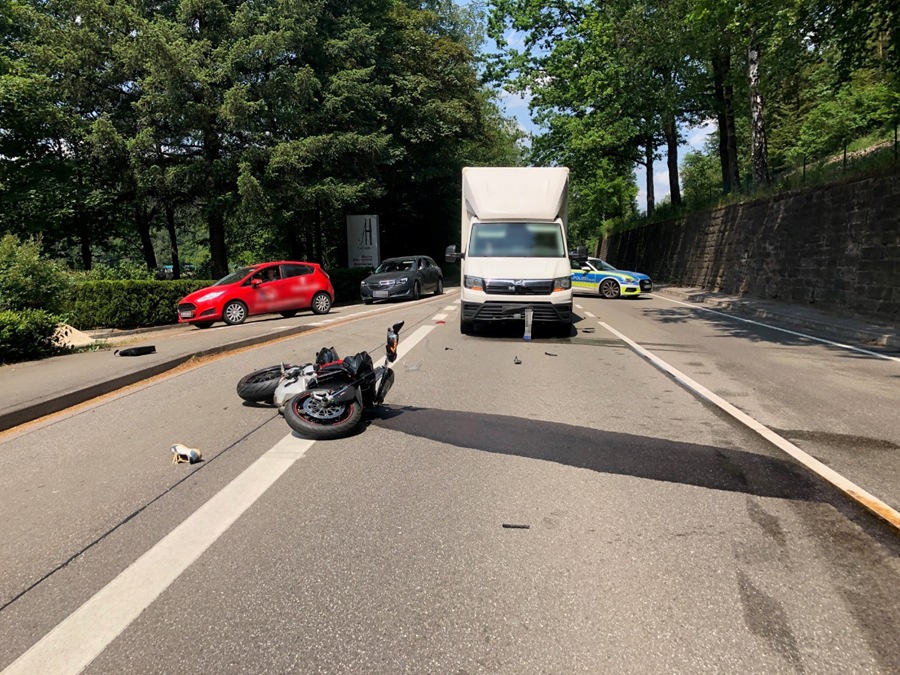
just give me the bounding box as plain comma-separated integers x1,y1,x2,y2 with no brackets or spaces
601,170,900,324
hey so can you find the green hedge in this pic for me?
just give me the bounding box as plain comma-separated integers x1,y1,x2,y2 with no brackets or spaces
328,267,373,305
68,280,215,330
0,309,69,364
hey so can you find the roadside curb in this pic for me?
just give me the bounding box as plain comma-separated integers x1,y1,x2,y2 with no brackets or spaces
655,286,900,351
84,323,185,340
0,323,316,433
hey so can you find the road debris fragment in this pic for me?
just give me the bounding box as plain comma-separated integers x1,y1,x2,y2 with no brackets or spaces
502,523,530,529
171,443,202,464
513,356,522,364
115,345,156,356
544,352,557,356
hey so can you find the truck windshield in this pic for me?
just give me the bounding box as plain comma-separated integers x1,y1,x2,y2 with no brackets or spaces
469,222,565,257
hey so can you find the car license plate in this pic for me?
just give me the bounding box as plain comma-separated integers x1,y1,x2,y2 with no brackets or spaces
374,291,388,298
179,310,194,318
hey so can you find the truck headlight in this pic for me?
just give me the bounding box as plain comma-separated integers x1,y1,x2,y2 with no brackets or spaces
464,275,484,291
552,276,571,291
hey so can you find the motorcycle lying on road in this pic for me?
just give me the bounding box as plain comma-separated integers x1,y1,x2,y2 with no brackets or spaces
235,321,405,440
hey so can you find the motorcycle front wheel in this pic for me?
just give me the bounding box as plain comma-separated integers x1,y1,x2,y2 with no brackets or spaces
236,365,290,402
284,389,363,440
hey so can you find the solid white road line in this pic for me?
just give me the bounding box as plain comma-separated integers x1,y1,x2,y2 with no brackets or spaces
2,434,315,675
3,324,439,675
657,293,900,363
598,320,900,530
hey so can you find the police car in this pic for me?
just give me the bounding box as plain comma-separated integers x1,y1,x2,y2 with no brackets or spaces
570,257,641,299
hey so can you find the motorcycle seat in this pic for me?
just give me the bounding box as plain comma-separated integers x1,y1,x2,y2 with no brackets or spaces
316,352,373,378
340,352,374,377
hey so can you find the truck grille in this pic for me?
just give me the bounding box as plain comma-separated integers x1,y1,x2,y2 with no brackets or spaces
483,279,554,295
462,301,571,323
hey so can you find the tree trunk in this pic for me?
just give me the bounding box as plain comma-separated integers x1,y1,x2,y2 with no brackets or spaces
136,204,157,272
203,129,229,278
645,137,655,216
725,85,739,191
664,117,681,206
748,29,771,187
285,223,304,261
712,49,740,193
75,166,92,270
207,209,228,278
304,216,313,261
165,201,181,279
79,226,92,271
314,199,324,263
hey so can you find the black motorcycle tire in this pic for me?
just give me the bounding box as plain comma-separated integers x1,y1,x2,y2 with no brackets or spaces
284,389,363,440
236,364,287,402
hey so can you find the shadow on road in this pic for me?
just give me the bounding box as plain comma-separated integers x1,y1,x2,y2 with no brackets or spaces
370,406,822,502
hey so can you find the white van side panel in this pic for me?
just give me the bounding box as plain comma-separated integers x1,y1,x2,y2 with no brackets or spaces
463,167,569,223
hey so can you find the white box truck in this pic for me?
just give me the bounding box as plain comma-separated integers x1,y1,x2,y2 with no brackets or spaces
446,167,580,337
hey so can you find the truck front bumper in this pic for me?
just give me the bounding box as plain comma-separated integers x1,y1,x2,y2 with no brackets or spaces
462,301,572,323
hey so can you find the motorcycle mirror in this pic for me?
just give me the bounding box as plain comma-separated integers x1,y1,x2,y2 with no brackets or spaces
386,321,403,362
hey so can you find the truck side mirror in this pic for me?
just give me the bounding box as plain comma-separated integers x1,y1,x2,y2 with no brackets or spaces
445,244,464,262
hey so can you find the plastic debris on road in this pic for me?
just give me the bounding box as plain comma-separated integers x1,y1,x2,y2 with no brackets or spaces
115,345,156,356
171,443,202,464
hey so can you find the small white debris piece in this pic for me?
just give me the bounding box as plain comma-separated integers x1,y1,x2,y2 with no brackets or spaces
171,443,202,464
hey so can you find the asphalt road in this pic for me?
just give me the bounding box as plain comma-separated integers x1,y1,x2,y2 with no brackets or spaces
1,291,898,674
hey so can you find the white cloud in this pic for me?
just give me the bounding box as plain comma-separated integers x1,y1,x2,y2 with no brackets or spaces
499,88,532,111
685,119,716,152
502,30,527,50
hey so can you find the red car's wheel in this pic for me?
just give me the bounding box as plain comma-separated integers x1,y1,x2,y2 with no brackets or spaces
223,300,248,325
311,292,332,315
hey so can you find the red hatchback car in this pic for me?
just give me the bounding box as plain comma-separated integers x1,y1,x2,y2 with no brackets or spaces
177,261,335,328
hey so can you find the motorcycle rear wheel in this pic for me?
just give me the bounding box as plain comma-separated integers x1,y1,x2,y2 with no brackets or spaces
284,389,363,439
236,364,289,402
